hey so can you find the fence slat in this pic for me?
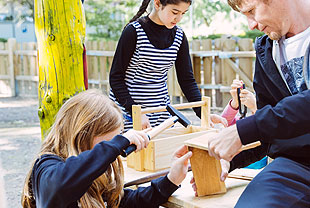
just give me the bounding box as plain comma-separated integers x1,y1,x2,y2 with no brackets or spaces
222,39,236,106
201,39,212,99
8,38,16,96
0,38,256,108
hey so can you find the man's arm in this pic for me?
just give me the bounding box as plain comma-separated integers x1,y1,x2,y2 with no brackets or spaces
237,89,310,144
208,90,310,161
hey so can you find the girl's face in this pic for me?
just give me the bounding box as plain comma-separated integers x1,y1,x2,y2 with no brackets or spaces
92,127,121,149
156,1,190,29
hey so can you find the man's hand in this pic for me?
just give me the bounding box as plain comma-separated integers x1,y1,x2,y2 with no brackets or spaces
208,125,242,161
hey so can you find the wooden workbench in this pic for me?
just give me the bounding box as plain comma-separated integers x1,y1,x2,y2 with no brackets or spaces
123,160,262,208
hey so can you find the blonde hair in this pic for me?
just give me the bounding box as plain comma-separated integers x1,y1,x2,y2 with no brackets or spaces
227,0,242,11
227,0,270,12
22,89,124,208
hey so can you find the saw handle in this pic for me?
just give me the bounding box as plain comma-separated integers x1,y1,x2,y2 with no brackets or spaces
121,116,178,157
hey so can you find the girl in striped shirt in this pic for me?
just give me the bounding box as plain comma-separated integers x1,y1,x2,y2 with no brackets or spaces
110,0,227,130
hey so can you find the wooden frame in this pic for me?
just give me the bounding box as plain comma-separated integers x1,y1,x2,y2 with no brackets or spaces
127,96,213,172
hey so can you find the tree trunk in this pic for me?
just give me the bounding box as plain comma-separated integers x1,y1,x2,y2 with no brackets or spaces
34,0,86,137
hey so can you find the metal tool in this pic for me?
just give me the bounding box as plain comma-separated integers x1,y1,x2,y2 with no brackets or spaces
237,83,247,119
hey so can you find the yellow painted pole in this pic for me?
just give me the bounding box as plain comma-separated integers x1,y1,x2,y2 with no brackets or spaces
35,0,86,137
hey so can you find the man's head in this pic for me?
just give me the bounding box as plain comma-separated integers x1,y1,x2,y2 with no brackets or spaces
227,0,291,40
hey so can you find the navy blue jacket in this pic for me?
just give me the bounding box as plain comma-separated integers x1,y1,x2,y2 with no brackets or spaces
31,135,178,208
231,35,310,170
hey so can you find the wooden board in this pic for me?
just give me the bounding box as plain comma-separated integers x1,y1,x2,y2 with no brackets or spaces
185,132,261,152
188,146,226,196
164,172,251,208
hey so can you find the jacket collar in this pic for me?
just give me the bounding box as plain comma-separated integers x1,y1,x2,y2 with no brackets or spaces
303,43,310,89
255,35,291,96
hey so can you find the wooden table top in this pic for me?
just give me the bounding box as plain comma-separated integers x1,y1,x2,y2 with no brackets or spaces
123,160,262,208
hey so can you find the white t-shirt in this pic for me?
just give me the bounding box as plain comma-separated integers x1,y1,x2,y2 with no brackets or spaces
273,27,310,94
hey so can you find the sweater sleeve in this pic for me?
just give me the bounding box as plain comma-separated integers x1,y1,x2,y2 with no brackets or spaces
221,99,239,126
119,176,179,208
109,25,138,115
32,135,130,207
175,32,202,118
237,89,310,145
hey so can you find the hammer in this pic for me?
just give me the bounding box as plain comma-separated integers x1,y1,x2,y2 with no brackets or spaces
121,104,191,157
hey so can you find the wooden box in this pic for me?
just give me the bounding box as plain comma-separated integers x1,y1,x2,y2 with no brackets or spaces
127,96,213,172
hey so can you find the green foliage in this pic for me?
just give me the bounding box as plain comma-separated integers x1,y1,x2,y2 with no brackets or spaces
238,29,265,41
0,0,34,21
192,0,231,27
85,0,140,41
192,34,223,40
0,38,7,42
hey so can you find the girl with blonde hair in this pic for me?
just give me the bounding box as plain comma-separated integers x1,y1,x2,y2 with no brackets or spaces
22,89,192,208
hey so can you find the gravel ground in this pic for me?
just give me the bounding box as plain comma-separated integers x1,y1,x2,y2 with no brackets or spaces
0,96,206,207
0,97,41,208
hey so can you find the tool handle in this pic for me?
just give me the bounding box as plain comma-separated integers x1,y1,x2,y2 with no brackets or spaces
121,144,137,157
121,116,178,157
148,116,177,138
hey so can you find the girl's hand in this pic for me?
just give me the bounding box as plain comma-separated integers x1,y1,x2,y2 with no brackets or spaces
190,159,230,196
190,176,198,196
123,129,150,152
210,114,228,128
239,89,257,113
167,145,192,186
230,79,244,109
141,114,151,130
220,159,230,182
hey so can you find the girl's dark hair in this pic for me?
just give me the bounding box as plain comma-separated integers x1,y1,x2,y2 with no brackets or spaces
128,0,192,23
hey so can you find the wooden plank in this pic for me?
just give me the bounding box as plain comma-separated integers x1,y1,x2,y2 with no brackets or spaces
201,96,210,128
128,105,145,171
98,41,106,92
22,43,30,95
222,39,236,107
8,38,16,96
0,43,6,76
141,101,205,114
153,130,212,171
192,40,201,85
201,39,212,98
238,39,254,89
214,39,223,107
189,146,226,196
185,132,261,152
164,172,251,208
226,59,253,90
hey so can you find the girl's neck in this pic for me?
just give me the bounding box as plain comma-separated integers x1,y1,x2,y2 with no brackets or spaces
149,11,164,26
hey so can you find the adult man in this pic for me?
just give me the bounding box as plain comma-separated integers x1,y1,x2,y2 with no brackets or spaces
207,0,310,207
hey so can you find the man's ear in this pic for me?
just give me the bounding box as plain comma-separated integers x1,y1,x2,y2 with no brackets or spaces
154,0,162,10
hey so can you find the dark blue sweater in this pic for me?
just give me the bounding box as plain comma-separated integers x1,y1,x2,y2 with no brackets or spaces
31,135,178,208
231,35,310,170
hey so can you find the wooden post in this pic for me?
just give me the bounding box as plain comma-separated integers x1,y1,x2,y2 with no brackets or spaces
214,38,223,107
35,0,86,137
201,39,212,99
127,105,145,171
222,39,236,107
238,38,254,90
8,38,16,97
192,40,201,86
201,96,210,129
